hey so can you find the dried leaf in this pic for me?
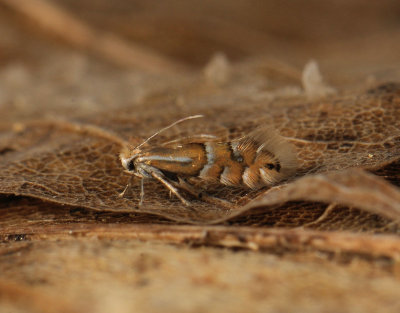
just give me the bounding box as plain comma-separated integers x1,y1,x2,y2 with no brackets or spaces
0,63,399,226
234,167,400,222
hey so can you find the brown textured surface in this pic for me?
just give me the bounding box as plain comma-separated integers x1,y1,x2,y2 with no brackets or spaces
1,1,400,312
0,74,399,224
2,238,400,313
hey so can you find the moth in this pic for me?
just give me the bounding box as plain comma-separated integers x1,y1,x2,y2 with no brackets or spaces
119,115,297,207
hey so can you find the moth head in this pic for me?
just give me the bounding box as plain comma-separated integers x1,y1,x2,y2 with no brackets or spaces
120,146,141,173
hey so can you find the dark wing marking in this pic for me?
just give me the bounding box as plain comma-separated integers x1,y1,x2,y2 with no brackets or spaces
234,126,298,185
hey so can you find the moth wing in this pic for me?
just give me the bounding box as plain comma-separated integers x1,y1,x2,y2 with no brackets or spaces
235,126,298,183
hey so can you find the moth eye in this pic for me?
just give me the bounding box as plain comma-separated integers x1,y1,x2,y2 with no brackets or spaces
127,160,135,171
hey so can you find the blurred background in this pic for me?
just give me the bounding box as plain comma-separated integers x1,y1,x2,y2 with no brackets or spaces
1,0,400,70
0,0,400,119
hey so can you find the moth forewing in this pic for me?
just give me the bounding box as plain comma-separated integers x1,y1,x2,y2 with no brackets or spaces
235,126,297,189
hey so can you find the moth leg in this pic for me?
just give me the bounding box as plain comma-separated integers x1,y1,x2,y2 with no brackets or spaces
151,171,191,206
176,178,234,209
139,178,145,207
174,178,202,197
119,176,134,198
119,177,146,208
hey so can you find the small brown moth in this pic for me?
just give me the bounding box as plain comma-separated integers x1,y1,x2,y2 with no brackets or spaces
119,115,297,207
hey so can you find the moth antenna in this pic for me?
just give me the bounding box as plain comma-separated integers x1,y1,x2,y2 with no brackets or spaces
135,115,203,149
